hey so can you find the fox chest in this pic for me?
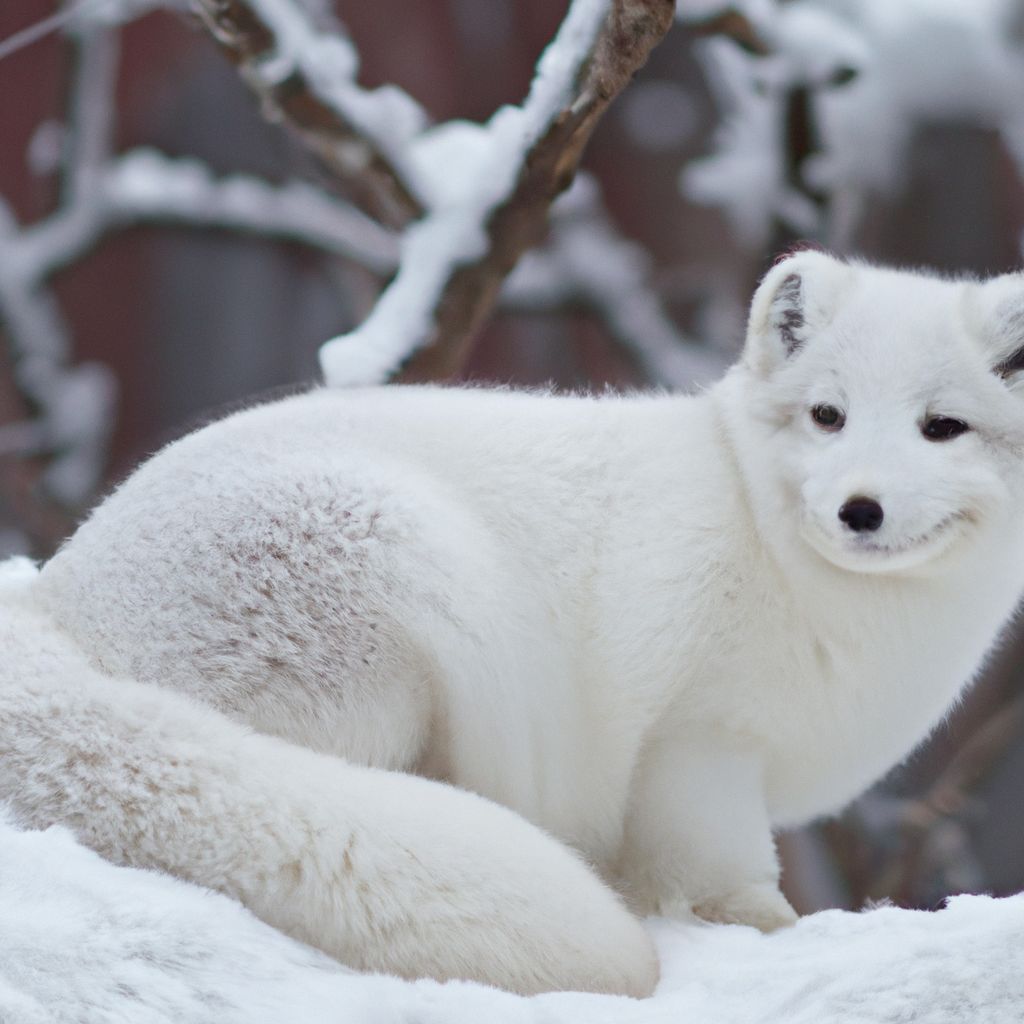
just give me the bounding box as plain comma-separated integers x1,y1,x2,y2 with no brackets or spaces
711,599,1004,824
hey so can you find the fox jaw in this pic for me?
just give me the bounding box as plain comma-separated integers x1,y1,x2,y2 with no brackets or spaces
733,251,1024,576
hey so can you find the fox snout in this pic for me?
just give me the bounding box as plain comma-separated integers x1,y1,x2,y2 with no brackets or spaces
838,496,884,533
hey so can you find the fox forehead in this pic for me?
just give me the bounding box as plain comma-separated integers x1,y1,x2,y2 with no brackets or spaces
790,273,1007,403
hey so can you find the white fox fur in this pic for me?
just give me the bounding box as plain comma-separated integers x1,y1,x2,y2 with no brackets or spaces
3,251,1024,995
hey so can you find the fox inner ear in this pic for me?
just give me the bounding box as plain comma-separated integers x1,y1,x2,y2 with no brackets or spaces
745,251,849,374
989,300,1024,381
769,273,806,357
993,345,1024,380
966,275,1024,384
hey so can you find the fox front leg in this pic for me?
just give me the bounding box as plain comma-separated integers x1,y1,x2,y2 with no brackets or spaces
620,730,797,932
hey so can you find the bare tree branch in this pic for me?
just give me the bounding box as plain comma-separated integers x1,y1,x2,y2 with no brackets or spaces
883,695,1024,905
316,0,676,387
820,690,1024,911
395,0,677,382
682,6,772,57
191,0,427,227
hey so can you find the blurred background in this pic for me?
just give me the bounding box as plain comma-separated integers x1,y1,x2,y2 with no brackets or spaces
1,0,1023,916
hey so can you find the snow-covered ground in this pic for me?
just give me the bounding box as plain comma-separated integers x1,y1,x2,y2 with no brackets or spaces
1,811,1021,1023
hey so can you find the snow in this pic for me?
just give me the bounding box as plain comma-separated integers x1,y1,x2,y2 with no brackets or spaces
106,149,399,270
2,810,1022,1023
244,0,426,169
682,0,1024,248
684,35,829,246
812,0,1024,196
683,40,794,247
768,4,870,86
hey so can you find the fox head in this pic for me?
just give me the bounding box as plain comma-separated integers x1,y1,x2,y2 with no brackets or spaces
734,250,1024,575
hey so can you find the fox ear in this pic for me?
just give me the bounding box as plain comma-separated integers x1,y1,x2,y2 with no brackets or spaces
963,273,1024,385
744,250,851,375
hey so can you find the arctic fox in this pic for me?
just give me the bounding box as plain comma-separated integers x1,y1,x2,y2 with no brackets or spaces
3,250,1024,996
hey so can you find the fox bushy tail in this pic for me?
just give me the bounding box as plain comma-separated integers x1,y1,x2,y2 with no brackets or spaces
0,558,656,996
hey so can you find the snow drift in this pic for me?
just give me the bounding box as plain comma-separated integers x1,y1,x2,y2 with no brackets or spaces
0,811,1021,1023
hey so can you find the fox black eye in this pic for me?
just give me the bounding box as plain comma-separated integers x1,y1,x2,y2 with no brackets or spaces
810,404,845,432
922,416,969,441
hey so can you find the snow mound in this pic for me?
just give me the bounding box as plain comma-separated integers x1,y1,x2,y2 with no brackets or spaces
0,812,1021,1023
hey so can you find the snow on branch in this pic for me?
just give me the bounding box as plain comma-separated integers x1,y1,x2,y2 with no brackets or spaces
17,150,399,280
317,0,676,387
193,0,428,227
682,0,1024,252
191,0,690,387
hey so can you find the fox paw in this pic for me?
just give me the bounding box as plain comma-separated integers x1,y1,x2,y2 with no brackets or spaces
691,882,798,933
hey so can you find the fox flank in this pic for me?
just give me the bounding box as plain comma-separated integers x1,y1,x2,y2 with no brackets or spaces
4,251,1024,994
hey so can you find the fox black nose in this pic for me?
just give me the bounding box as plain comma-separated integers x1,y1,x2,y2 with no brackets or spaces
838,496,884,533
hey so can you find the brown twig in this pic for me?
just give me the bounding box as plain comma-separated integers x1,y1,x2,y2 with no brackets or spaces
885,695,1024,905
399,0,676,381
191,0,425,228
192,0,674,383
685,7,772,57
825,692,1024,909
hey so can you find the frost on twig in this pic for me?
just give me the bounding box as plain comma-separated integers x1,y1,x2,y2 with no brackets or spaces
318,0,676,387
